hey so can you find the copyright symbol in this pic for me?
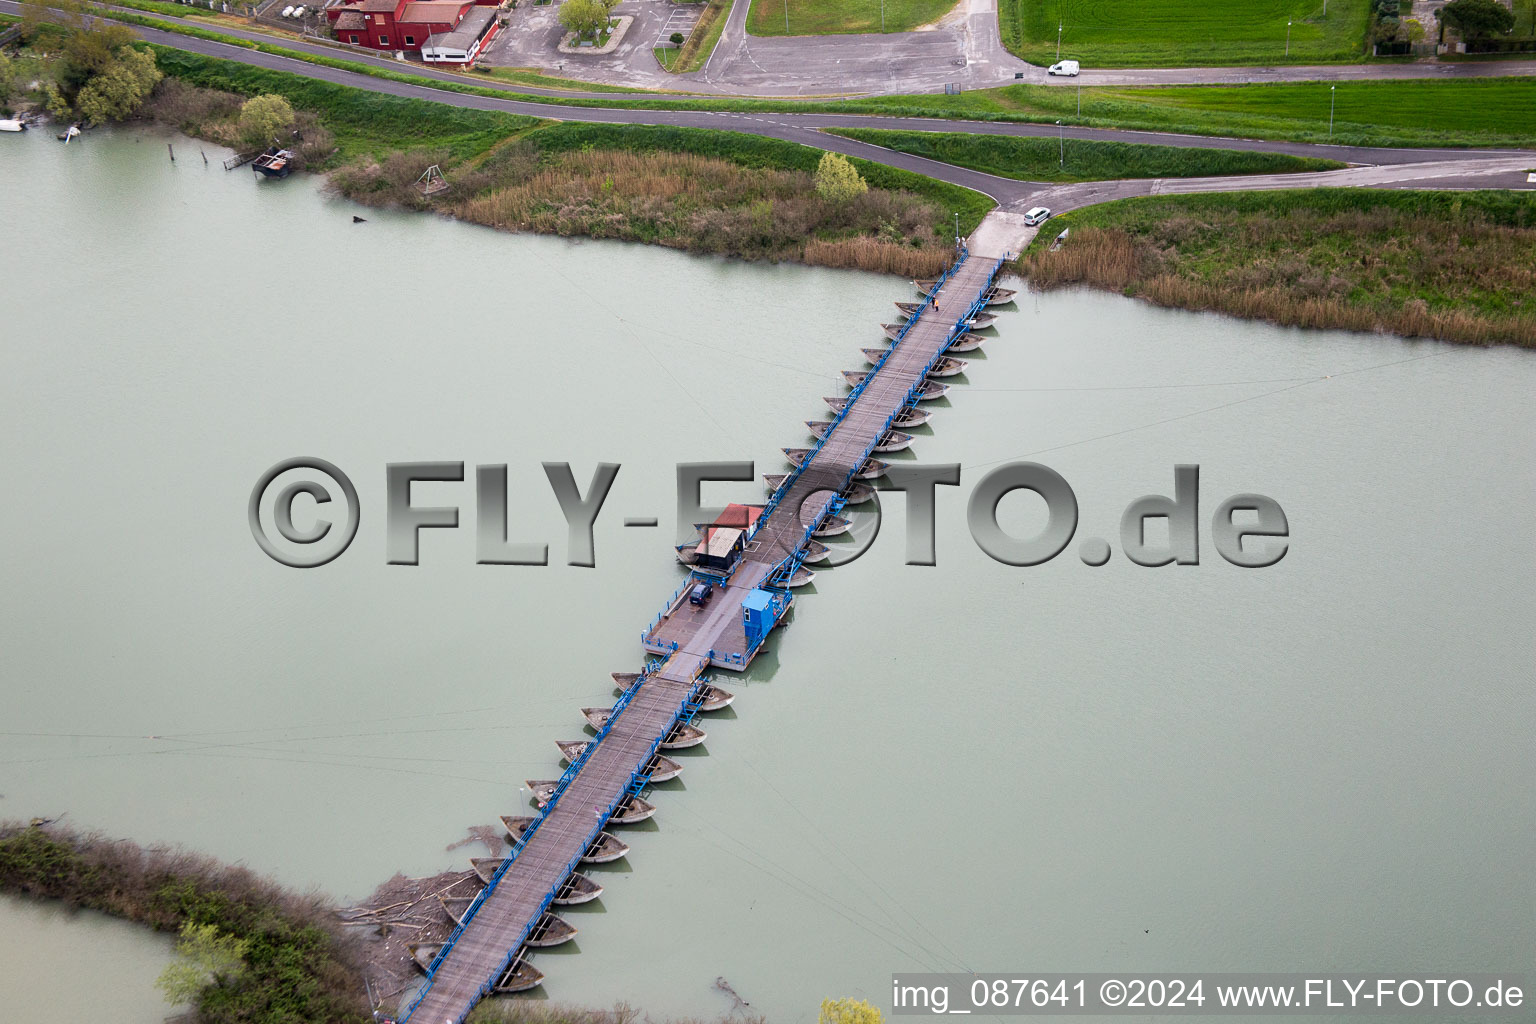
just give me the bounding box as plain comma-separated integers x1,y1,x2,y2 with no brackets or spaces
1099,980,1127,1007
248,457,359,568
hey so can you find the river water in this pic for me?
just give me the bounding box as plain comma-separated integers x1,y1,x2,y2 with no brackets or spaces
1,127,1532,1022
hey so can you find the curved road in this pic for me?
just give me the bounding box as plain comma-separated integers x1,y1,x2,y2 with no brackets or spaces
9,1,1532,252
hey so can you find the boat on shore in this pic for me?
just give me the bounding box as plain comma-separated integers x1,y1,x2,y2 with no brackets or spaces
0,118,26,133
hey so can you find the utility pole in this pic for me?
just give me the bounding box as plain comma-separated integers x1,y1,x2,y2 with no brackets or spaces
1056,120,1064,167
1329,84,1336,138
1286,19,1292,56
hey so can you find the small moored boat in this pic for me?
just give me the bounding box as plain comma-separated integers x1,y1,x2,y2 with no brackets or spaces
694,682,734,711
814,515,851,538
928,357,967,378
494,957,545,993
947,332,986,353
0,118,25,133
609,794,656,824
894,301,925,316
581,706,613,730
801,540,830,563
787,565,816,587
881,323,907,340
842,480,875,503
961,312,997,329
861,347,890,364
983,286,1017,306
554,872,603,905
252,146,294,179
525,779,559,804
525,912,577,947
663,721,706,749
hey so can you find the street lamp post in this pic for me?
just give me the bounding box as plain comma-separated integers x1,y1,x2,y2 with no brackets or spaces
1057,19,1062,59
1330,84,1336,138
784,0,788,34
881,0,885,32
1056,119,1063,167
1286,19,1292,56
1077,77,1082,116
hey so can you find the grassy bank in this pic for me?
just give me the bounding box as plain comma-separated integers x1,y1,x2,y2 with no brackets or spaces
0,823,366,1024
998,0,1371,66
828,128,1346,182
746,0,957,35
146,50,991,273
151,47,541,161
1018,190,1536,346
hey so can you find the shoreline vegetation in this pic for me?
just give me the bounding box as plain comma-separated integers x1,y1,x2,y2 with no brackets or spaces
1019,190,1536,346
0,822,367,1024
0,823,768,1024
144,49,991,276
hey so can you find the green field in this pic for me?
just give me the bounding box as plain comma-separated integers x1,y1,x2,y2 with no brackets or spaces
829,128,1346,182
844,78,1536,148
746,0,958,35
998,0,1372,67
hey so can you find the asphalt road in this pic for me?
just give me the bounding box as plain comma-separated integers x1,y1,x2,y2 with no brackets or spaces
7,1,1532,250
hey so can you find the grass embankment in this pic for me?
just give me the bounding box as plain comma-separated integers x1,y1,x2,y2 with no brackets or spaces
997,0,1371,66
1018,190,1536,346
845,79,1536,149
0,823,365,1024
150,50,992,274
746,0,956,35
669,0,731,73
828,128,1346,182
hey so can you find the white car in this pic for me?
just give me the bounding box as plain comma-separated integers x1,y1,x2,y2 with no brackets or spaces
1047,59,1080,76
280,5,294,15
1023,206,1052,227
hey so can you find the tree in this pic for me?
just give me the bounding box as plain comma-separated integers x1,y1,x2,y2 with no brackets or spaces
239,93,295,148
155,921,250,1006
670,30,685,44
559,0,609,39
820,999,883,1024
814,151,868,203
1404,16,1426,42
1440,0,1515,38
74,45,161,125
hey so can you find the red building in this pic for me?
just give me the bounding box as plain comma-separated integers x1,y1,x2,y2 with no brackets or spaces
326,0,501,64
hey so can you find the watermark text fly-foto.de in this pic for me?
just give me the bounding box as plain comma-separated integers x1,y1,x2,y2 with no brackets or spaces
248,459,1289,571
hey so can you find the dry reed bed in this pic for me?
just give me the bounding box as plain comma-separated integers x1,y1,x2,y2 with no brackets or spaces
1019,210,1536,346
335,146,955,273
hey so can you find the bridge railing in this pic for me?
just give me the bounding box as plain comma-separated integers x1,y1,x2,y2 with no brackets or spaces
400,668,654,1022
757,253,967,529
757,250,978,579
439,680,702,1024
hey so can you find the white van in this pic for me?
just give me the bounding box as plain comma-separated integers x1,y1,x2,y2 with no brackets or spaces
1047,59,1080,76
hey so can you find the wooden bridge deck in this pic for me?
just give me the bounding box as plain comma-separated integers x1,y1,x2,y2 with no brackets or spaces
401,249,1007,1024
